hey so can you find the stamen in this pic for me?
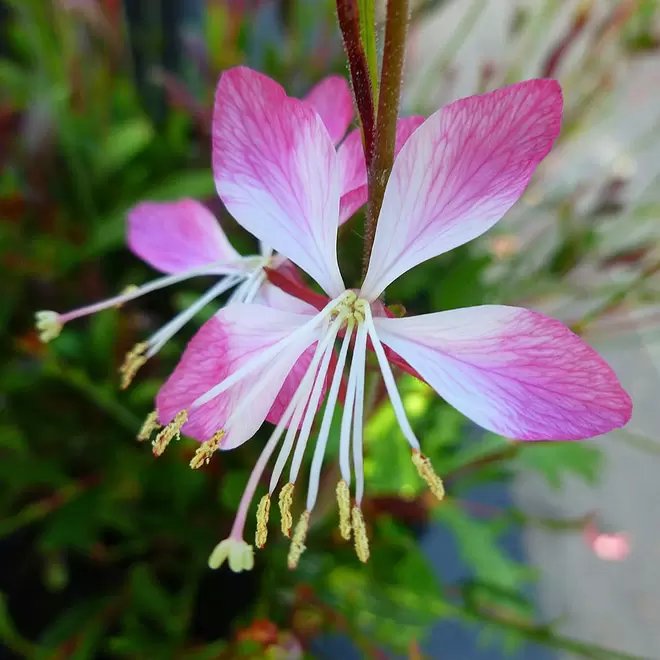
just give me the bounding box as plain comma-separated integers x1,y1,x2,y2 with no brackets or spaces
268,317,336,495
191,292,354,410
287,510,310,570
336,480,352,540
279,483,295,537
137,410,160,442
351,323,368,505
190,430,225,469
411,450,445,502
35,311,62,343
351,506,370,563
152,409,188,456
288,316,345,486
305,318,354,511
119,342,148,390
363,306,421,451
255,495,271,548
146,275,243,359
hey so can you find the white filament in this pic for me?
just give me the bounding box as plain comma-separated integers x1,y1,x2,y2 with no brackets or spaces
306,319,354,511
363,306,420,451
146,275,243,358
351,321,368,505
338,327,361,486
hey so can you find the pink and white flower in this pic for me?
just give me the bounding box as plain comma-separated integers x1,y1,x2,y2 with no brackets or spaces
152,67,632,571
35,74,371,388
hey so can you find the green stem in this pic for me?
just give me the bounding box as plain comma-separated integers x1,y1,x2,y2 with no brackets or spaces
358,0,379,96
336,0,376,164
363,0,409,277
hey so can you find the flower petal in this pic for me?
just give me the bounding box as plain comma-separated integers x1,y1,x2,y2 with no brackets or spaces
156,303,318,449
213,66,344,296
374,306,631,440
128,200,241,274
337,117,425,224
361,80,563,299
304,75,354,145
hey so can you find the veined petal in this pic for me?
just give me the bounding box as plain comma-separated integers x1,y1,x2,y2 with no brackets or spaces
213,66,344,296
361,80,563,299
156,303,318,449
374,306,631,441
127,200,241,274
337,117,425,224
304,75,353,145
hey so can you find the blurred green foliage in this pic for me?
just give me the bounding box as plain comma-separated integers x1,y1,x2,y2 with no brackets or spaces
1,0,656,658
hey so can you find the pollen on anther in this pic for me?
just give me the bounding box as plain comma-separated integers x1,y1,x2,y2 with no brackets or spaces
279,482,295,538
152,409,188,457
137,410,160,442
256,495,271,549
411,450,445,502
336,480,352,540
119,342,148,390
287,510,310,570
189,430,225,469
351,507,370,563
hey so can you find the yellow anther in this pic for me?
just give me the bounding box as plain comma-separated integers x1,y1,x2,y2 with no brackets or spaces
137,410,160,442
255,495,271,548
279,482,295,537
336,480,352,540
411,449,445,502
152,409,188,456
189,430,225,469
115,284,139,308
287,510,310,570
119,341,148,390
351,507,370,563
35,311,62,343
208,538,254,572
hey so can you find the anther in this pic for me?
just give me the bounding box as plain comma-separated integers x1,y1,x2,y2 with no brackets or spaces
351,507,370,563
255,495,271,548
279,482,295,537
287,510,310,570
336,480,352,540
189,430,225,469
119,342,148,390
411,449,445,501
152,409,188,456
35,311,62,343
137,410,160,442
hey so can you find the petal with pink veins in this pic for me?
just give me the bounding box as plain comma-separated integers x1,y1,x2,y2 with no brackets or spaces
304,75,354,145
361,80,563,299
337,117,425,224
213,66,344,296
373,306,631,440
128,199,241,274
156,303,318,449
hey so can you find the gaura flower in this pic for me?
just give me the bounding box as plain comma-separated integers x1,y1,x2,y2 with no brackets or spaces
152,67,632,571
35,74,382,388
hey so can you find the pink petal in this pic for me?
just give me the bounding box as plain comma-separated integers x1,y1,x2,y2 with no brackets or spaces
156,303,318,449
361,80,563,299
304,75,354,145
128,200,241,274
337,117,425,224
374,306,631,440
212,66,344,296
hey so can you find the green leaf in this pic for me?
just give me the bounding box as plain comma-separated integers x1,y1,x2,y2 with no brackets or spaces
513,441,602,489
358,0,378,95
95,118,154,178
435,502,529,590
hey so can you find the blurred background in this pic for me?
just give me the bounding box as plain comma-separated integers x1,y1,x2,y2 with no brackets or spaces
2,0,660,658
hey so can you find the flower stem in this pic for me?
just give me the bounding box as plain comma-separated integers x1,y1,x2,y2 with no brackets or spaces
336,0,376,164
363,0,409,277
